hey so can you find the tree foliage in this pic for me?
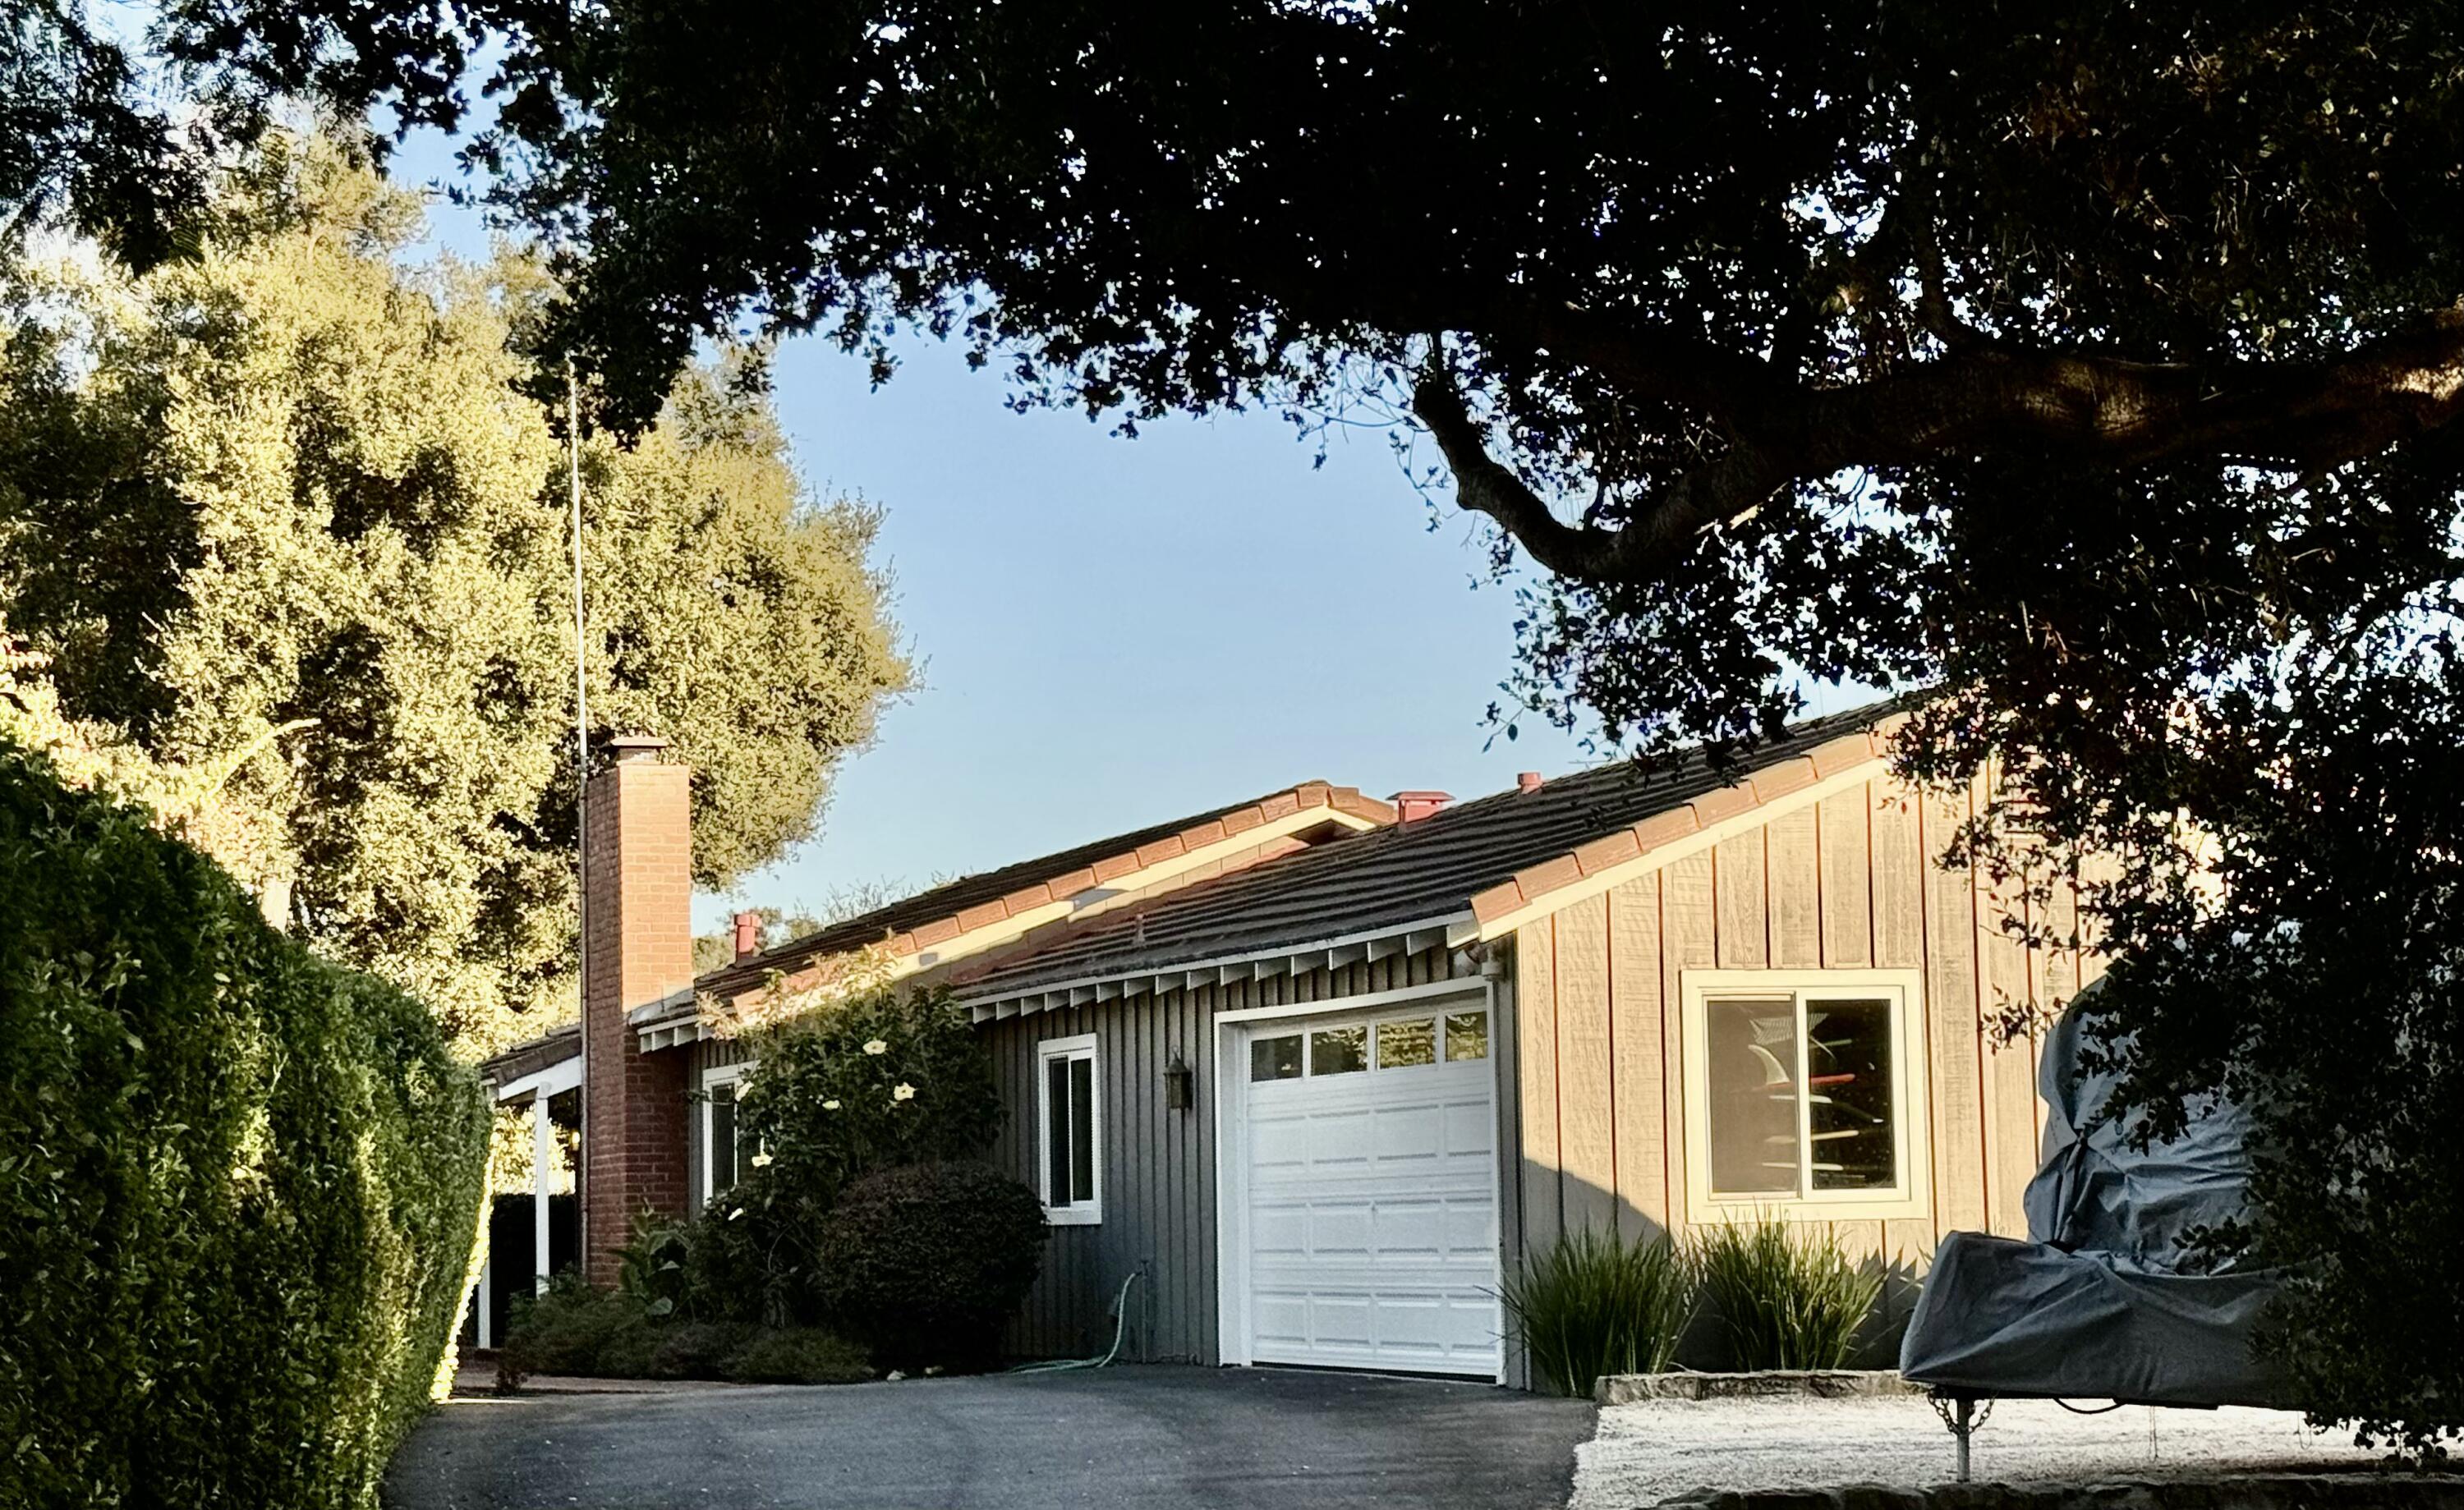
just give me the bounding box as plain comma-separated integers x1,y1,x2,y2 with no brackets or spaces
0,138,908,1057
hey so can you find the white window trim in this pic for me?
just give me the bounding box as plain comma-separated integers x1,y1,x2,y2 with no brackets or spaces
1679,968,1932,1224
1036,1033,1102,1226
701,1061,751,1205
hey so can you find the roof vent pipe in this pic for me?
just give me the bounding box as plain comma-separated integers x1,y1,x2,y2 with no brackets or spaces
1389,790,1453,824
1517,771,1545,793
732,910,762,961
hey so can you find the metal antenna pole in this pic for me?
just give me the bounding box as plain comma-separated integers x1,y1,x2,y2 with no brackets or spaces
567,354,588,1288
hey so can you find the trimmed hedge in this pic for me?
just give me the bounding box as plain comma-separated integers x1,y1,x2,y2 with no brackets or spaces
814,1162,1047,1370
0,745,490,1509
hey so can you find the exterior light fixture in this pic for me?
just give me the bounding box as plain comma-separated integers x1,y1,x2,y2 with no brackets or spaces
1164,1053,1195,1111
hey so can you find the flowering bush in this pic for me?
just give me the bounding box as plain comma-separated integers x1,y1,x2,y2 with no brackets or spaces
693,984,1003,1324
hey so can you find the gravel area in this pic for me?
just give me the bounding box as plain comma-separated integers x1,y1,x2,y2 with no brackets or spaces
1572,1398,2378,1509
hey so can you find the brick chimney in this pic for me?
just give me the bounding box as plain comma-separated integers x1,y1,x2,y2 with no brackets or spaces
732,910,762,960
1389,790,1454,824
1517,771,1546,793
581,734,696,1287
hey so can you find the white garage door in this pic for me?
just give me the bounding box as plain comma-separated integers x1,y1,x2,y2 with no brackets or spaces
1233,997,1501,1376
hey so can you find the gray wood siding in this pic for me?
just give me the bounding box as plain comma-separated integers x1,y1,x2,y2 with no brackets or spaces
981,944,1479,1363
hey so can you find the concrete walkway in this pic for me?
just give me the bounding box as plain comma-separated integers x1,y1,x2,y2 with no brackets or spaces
384,1365,1594,1510
1571,1397,2383,1509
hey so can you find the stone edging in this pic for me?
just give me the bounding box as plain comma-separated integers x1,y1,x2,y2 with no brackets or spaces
1596,1370,1927,1404
1653,1473,2464,1510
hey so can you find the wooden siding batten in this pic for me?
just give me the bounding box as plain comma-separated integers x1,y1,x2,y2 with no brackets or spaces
1768,803,1823,970
1515,918,1562,1255
1607,874,1669,1238
1974,771,2037,1238
1713,832,1769,970
1661,849,1717,1232
1553,893,1615,1237
1917,779,1987,1237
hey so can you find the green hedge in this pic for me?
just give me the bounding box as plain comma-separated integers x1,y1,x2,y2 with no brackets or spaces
0,746,490,1509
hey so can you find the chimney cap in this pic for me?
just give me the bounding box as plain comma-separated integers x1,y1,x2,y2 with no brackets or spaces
1387,789,1455,824
609,732,669,763
1516,771,1545,793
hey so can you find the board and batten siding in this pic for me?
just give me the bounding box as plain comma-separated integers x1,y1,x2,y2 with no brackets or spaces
1506,769,2108,1282
981,944,1480,1364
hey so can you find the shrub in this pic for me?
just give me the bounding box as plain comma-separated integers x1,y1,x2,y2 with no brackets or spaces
498,1280,869,1384
1499,1226,1697,1397
499,1278,654,1379
719,1329,873,1384
735,983,1001,1212
813,1163,1047,1370
1692,1216,1883,1370
0,744,489,1509
710,984,1004,1323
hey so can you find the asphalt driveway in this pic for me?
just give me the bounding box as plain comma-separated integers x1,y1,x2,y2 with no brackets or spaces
382,1365,1595,1510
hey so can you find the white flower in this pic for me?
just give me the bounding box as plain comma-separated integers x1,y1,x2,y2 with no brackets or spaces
750,1152,773,1168
822,1099,841,1111
862,1039,889,1055
892,1082,916,1103
728,1207,746,1221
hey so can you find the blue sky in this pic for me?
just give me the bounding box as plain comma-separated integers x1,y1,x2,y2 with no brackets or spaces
384,132,1864,930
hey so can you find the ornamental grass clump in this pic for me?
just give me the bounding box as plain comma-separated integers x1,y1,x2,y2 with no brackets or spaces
1497,1226,1697,1398
1692,1215,1883,1370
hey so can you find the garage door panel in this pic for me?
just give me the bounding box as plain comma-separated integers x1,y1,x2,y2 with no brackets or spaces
1236,1002,1501,1377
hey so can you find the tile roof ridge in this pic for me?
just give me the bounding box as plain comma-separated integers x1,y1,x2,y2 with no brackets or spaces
701,778,1396,997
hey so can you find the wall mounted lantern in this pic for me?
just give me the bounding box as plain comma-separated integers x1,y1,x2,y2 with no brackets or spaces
1164,1053,1195,1111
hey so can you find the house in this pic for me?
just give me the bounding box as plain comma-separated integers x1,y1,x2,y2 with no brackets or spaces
481,703,2097,1384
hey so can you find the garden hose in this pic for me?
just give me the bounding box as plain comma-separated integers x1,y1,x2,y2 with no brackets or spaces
1009,1271,1139,1375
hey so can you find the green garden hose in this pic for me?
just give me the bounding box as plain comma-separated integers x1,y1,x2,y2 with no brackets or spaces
1009,1270,1140,1375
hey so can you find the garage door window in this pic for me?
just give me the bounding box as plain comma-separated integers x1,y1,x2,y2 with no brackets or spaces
1680,970,1929,1222
1037,1035,1101,1225
1375,1017,1435,1068
1248,1009,1493,1083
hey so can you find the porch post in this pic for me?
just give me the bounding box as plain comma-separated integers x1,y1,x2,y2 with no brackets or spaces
532,1090,554,1293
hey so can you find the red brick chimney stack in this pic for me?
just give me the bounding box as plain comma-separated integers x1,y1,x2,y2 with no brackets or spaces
732,910,762,961
581,734,696,1287
1389,790,1454,824
1517,771,1546,794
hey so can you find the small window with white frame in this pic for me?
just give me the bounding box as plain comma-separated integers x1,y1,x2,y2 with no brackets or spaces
1680,970,1929,1223
1037,1034,1101,1225
701,1063,751,1201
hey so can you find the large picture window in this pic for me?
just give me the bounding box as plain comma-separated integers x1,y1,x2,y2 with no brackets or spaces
1680,970,1929,1222
1037,1034,1101,1225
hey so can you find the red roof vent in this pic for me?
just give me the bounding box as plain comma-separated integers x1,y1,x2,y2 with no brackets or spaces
732,910,762,961
1389,790,1454,824
1517,771,1545,794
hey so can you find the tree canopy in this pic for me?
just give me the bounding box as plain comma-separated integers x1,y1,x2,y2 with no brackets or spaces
0,138,908,1057
17,0,2464,1448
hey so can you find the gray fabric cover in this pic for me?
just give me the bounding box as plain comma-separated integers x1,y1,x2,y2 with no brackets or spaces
1898,983,2288,1405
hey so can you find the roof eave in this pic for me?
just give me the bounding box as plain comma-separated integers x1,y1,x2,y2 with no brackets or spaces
958,911,1478,1022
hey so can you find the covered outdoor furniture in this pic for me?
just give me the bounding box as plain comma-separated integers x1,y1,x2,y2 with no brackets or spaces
1899,982,2290,1408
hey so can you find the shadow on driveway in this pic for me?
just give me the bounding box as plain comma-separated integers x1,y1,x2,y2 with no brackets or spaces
384,1365,1594,1510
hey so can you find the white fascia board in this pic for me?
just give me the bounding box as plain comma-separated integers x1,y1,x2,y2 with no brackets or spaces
960,911,1476,1022
491,1053,583,1103
1469,755,1892,942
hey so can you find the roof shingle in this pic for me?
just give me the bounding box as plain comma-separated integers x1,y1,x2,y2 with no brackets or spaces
952,702,1898,1001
